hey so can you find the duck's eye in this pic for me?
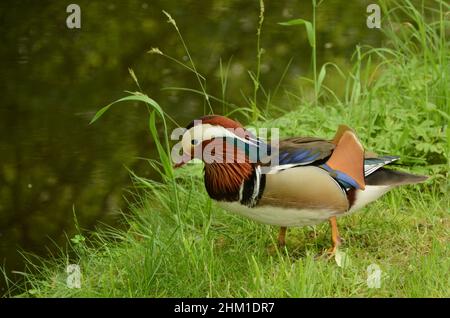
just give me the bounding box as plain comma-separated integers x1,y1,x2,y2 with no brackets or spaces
191,139,199,146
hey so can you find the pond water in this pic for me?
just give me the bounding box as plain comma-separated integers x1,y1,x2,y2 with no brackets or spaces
0,0,383,291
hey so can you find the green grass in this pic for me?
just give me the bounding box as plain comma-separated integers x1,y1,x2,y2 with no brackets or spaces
4,0,448,297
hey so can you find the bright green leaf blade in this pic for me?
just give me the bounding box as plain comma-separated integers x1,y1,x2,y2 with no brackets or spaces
148,111,173,179
279,18,314,47
89,93,165,125
317,64,327,93
89,104,113,125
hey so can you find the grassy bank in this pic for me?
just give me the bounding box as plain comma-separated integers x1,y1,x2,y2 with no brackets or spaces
5,0,448,297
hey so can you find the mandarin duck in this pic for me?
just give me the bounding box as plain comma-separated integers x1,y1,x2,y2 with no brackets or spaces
174,115,427,253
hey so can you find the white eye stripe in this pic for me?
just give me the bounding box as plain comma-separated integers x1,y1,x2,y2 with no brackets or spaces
181,123,261,155
189,124,242,142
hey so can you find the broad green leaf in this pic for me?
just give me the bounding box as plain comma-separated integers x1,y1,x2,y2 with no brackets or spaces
279,18,314,47
90,93,164,125
89,93,172,179
317,62,346,95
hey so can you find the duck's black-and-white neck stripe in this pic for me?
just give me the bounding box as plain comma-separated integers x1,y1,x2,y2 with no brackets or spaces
239,166,266,207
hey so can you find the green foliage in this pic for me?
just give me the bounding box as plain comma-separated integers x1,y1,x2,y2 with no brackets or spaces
70,235,86,246
279,0,320,106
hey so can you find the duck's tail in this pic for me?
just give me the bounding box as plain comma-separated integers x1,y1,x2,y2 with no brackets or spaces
365,167,428,186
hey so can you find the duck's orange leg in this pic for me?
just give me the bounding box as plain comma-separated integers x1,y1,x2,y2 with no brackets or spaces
328,216,342,255
278,226,287,247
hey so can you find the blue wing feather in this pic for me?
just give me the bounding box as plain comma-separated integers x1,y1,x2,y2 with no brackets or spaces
291,150,312,162
279,149,319,165
321,163,361,189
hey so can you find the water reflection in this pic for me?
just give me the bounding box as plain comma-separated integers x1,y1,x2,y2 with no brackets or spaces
0,0,381,291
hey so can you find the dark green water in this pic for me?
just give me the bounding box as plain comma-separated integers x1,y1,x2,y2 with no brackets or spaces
0,0,382,291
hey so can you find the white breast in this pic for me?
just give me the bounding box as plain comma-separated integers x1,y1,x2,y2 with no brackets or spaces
218,201,337,227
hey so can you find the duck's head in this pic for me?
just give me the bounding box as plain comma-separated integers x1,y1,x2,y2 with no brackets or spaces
174,115,269,168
